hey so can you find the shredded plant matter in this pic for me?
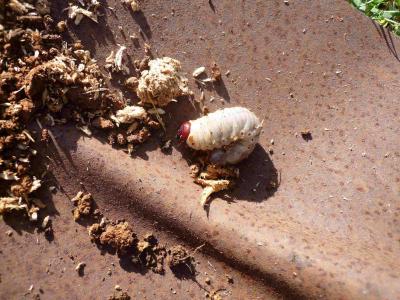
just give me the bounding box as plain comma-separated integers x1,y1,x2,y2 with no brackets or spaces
137,57,190,107
67,0,100,25
0,0,167,220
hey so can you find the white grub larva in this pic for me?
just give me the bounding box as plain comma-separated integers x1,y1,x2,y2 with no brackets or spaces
178,107,263,165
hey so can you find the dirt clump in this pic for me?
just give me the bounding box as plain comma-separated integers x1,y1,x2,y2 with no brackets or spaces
137,57,190,107
87,214,168,274
108,291,131,300
134,233,167,274
98,221,137,255
71,191,93,221
211,62,222,82
167,245,196,274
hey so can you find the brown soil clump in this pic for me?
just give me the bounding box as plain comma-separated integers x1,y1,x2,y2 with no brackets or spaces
167,245,196,274
108,291,131,300
71,191,93,221
99,222,137,255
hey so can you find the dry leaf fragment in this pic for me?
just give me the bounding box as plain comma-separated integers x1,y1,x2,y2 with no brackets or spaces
0,197,26,214
114,45,127,72
192,66,206,78
8,0,28,15
29,178,42,193
0,171,20,181
67,5,98,25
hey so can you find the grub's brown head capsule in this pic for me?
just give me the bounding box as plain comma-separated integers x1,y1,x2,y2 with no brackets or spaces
177,121,191,142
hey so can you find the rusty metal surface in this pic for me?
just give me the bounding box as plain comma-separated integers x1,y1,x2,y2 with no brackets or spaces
1,0,400,299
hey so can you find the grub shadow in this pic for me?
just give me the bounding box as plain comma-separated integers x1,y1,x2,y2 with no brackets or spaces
214,79,231,102
169,263,197,280
118,254,149,275
225,144,279,203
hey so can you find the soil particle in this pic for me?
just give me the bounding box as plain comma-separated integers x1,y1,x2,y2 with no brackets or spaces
211,62,222,82
40,129,49,143
92,117,115,130
75,262,86,276
71,192,93,221
126,127,150,144
88,222,104,241
301,129,312,141
189,164,201,178
108,291,131,300
125,76,139,92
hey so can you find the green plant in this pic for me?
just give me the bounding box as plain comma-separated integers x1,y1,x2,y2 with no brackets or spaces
350,0,400,35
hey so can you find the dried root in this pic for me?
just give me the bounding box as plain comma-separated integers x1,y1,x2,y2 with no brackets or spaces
192,164,238,207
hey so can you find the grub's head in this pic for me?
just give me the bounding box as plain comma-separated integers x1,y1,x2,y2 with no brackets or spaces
177,121,191,142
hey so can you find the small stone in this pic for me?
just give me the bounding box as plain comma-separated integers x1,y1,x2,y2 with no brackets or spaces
205,277,211,285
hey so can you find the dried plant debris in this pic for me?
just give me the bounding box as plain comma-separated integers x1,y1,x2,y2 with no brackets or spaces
105,45,128,73
108,291,131,300
190,164,239,207
112,105,147,125
206,289,226,300
75,262,86,276
0,197,27,214
192,66,206,78
1,0,168,221
71,191,93,220
137,57,190,107
195,178,232,208
68,5,98,25
67,0,100,25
